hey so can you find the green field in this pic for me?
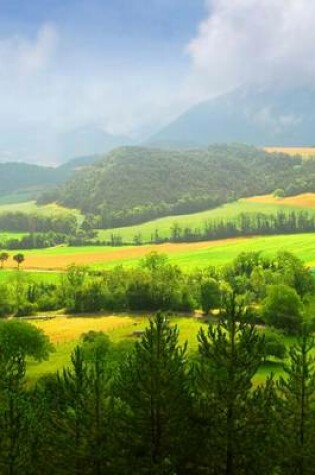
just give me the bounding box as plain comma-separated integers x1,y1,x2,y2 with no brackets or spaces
96,198,315,242
0,200,81,217
26,313,303,385
0,233,314,273
0,231,29,242
0,270,62,284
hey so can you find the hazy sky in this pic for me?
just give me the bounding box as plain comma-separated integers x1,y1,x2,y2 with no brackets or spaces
1,0,315,162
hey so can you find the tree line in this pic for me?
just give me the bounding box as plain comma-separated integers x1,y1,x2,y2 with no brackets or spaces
1,302,315,474
93,210,315,247
0,251,314,336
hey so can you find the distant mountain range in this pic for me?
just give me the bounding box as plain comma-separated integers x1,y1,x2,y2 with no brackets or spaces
148,87,315,147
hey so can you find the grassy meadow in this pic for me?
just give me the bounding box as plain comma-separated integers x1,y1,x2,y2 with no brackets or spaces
26,314,289,385
0,200,81,217
0,233,313,273
96,193,315,243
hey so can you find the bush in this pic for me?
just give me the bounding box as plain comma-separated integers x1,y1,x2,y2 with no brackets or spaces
261,284,303,334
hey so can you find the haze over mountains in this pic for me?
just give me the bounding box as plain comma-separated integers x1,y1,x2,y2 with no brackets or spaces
0,125,132,165
148,87,315,148
2,85,315,165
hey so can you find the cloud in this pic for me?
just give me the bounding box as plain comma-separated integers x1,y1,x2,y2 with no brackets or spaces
186,0,315,100
0,23,58,80
0,22,185,161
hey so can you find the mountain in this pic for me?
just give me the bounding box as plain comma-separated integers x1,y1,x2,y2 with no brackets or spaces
0,124,132,164
148,87,315,147
47,144,315,228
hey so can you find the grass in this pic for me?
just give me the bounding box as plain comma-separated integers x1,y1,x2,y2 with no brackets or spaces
0,200,81,217
25,313,306,385
95,194,315,242
0,231,29,242
0,270,62,284
1,233,314,273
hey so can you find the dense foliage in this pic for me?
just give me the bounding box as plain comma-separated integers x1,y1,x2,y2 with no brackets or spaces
0,251,313,334
42,145,315,228
1,306,315,474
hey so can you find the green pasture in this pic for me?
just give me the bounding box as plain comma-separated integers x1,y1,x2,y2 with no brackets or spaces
0,270,62,284
1,233,313,272
89,233,315,270
96,199,315,242
0,200,81,217
25,314,305,385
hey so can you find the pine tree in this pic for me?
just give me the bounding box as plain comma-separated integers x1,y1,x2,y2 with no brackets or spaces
115,312,193,474
277,331,315,474
195,293,266,474
47,346,90,475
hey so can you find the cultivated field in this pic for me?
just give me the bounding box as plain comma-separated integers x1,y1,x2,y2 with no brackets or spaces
264,147,315,158
96,194,315,243
1,233,315,272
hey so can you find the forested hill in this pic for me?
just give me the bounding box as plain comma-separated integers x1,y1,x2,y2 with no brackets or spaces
0,155,101,197
0,162,63,196
41,144,315,228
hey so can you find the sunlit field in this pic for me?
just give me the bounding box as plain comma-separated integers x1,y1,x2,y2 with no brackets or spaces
1,233,314,272
96,194,315,243
264,147,315,158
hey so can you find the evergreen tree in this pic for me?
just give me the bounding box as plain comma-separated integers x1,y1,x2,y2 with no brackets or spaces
47,346,90,475
277,331,315,474
115,312,193,474
195,293,266,474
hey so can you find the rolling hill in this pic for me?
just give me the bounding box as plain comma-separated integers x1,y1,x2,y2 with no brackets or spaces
0,154,101,200
47,144,315,227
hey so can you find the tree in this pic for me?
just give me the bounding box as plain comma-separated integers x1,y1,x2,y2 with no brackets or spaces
277,332,315,474
0,320,53,475
273,188,285,198
0,252,9,269
275,251,315,298
195,293,266,474
262,284,303,334
12,253,24,270
261,329,287,363
200,277,221,315
115,313,193,474
0,320,54,367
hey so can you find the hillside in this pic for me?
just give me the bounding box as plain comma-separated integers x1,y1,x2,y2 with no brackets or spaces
149,87,315,147
0,154,101,200
47,144,315,228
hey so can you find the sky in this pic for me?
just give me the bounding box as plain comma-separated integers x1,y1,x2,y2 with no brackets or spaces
1,0,315,163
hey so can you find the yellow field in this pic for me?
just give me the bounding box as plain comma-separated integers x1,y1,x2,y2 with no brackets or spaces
264,147,315,158
31,315,142,344
5,238,249,270
243,193,315,208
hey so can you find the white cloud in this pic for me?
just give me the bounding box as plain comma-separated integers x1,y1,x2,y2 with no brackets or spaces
0,23,58,80
185,0,315,100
